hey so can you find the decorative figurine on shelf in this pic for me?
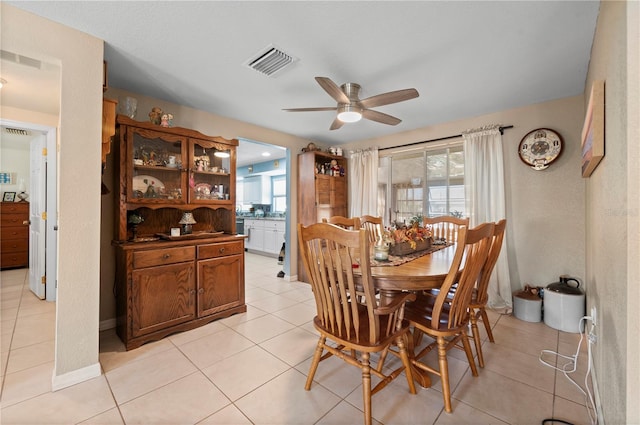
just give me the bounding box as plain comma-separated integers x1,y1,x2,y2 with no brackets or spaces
160,113,174,127
148,107,163,125
330,159,340,176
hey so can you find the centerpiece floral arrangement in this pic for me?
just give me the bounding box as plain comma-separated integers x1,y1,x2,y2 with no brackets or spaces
384,215,433,255
387,222,432,250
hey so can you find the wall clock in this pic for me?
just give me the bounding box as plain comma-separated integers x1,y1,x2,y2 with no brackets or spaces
518,128,563,170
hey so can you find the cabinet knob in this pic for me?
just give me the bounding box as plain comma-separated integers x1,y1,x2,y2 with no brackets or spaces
219,247,225,253
163,254,171,259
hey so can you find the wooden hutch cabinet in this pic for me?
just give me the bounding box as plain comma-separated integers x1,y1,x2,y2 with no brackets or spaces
297,150,348,282
1,202,29,269
112,116,246,350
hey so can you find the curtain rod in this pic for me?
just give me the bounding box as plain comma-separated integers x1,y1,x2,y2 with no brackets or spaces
379,125,514,151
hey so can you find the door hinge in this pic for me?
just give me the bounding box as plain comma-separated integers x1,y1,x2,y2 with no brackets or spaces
41,211,47,220
41,275,46,285
42,147,47,156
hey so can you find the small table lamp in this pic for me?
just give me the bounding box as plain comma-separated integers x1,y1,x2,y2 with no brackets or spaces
179,212,196,234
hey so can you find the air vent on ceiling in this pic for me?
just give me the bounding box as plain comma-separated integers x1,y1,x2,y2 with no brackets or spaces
4,127,31,136
244,44,296,77
1,50,42,69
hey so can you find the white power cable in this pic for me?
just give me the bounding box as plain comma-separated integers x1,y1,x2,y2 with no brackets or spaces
539,316,598,425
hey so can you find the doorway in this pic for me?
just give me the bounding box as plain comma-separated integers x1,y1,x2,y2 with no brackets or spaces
0,119,58,301
235,138,290,278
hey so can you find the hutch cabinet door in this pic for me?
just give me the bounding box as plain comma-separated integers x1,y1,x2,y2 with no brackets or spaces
189,138,235,205
131,262,196,337
197,254,244,317
126,127,187,204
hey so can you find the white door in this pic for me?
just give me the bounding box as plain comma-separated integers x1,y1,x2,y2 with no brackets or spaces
29,134,47,299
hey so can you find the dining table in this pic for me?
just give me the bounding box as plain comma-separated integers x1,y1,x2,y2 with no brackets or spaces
368,243,460,388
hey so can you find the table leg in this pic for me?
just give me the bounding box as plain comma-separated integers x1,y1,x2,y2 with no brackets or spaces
404,331,432,388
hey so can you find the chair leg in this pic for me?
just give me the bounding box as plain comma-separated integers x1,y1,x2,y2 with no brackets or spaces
460,332,478,377
396,335,417,395
469,311,484,368
305,337,325,390
480,308,495,342
436,336,453,413
361,352,372,425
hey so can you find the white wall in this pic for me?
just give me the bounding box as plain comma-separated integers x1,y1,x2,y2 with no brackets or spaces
2,4,104,388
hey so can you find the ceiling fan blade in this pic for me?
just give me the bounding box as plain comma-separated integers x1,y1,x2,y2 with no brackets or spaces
359,88,419,109
362,109,402,126
315,77,350,104
282,107,337,112
330,117,345,130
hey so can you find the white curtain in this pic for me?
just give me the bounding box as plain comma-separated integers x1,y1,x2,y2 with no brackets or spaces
463,125,512,310
349,148,379,217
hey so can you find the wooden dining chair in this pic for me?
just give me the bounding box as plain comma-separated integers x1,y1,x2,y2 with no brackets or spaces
322,215,361,230
468,219,506,368
298,223,417,425
359,215,384,244
423,216,469,244
404,222,494,413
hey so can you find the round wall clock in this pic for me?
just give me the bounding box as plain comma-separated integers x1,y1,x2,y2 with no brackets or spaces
518,128,563,170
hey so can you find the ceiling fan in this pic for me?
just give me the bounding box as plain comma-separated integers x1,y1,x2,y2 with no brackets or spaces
283,77,419,130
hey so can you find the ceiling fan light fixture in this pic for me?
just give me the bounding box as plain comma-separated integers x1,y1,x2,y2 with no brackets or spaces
337,104,362,123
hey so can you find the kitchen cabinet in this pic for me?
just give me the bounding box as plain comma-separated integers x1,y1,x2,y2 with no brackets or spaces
115,238,245,350
297,150,348,282
244,219,285,256
263,220,286,255
244,219,264,251
1,202,29,269
112,116,246,350
242,175,262,204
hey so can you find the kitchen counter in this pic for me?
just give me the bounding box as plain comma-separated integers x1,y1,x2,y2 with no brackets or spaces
236,216,286,221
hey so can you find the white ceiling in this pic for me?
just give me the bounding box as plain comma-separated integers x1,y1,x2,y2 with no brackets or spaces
3,1,599,152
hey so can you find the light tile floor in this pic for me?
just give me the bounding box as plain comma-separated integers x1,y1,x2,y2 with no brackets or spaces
1,253,595,424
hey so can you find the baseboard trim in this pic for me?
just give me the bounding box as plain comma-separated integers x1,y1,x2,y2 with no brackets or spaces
52,362,101,391
99,318,116,331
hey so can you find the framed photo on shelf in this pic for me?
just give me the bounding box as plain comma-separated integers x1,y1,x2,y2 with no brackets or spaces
3,192,16,202
581,80,605,178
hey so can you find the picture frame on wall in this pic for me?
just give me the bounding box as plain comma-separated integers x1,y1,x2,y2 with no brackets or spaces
3,192,16,202
581,80,605,178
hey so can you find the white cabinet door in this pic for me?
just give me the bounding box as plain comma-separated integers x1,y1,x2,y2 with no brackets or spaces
243,176,262,204
245,219,264,251
263,220,285,254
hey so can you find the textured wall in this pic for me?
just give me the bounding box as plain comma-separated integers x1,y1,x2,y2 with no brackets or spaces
2,4,103,387
584,1,639,423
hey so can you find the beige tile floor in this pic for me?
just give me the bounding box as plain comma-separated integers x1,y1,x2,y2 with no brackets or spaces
1,252,596,424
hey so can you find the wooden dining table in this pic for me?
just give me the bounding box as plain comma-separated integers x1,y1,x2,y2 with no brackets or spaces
368,244,459,388
370,244,458,301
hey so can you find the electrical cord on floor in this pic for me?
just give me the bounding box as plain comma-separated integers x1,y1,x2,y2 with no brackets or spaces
539,316,598,425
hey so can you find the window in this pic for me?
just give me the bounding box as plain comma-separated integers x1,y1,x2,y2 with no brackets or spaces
379,141,465,225
271,175,287,213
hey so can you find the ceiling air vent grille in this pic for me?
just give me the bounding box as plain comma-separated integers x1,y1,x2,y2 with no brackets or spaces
0,50,42,69
245,45,296,77
4,127,31,136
